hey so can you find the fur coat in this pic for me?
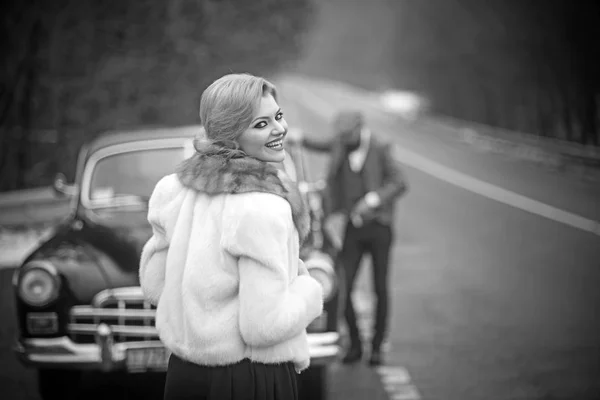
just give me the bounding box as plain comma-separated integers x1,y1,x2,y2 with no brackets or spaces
139,152,323,373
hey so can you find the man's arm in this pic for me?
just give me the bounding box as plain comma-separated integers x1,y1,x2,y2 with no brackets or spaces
301,136,335,153
374,143,408,205
353,143,408,217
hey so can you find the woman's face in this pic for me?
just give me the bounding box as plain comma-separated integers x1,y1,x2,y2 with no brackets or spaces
237,93,288,163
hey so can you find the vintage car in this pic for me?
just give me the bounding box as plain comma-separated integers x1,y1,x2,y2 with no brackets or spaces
12,125,341,400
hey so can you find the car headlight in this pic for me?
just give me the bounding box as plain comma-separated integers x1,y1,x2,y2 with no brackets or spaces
17,261,61,307
305,252,337,302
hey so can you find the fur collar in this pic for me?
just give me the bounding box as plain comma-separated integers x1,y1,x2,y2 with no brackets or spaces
176,152,310,244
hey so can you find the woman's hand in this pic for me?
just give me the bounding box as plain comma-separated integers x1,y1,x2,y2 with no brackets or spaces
298,259,309,276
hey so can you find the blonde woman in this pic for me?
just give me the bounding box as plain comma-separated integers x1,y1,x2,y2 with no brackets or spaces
139,73,324,400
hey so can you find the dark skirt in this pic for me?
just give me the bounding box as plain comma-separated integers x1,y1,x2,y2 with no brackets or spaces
164,354,298,400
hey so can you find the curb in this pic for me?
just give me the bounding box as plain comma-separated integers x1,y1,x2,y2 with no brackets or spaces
0,186,62,208
0,188,70,229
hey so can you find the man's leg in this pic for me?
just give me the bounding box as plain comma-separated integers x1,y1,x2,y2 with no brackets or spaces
340,223,365,363
366,222,393,365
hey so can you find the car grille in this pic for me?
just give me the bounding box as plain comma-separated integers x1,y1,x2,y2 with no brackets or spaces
68,287,158,344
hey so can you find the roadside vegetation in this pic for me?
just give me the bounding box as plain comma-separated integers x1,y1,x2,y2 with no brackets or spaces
0,0,314,192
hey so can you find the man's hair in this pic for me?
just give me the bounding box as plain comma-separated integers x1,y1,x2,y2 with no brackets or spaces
199,73,278,147
334,110,364,135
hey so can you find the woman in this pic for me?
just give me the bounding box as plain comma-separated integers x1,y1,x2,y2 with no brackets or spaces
139,73,324,400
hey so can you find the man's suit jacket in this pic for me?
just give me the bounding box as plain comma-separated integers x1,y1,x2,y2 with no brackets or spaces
303,133,408,226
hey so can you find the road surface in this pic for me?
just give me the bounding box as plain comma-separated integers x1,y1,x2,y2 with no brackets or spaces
1,76,599,400
279,78,600,400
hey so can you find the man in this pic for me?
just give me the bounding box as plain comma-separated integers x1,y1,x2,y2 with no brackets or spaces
291,110,408,366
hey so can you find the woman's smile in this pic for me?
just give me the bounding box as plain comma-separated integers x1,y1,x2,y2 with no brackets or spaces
265,138,284,150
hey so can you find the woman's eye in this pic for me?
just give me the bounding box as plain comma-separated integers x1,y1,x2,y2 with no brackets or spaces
275,112,284,120
254,121,267,129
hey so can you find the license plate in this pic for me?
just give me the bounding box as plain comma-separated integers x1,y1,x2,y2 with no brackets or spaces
126,347,171,373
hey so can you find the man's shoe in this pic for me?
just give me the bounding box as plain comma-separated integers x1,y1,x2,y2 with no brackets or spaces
368,349,383,366
342,345,363,364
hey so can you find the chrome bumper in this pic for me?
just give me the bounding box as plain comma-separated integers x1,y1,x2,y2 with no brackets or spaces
14,326,340,371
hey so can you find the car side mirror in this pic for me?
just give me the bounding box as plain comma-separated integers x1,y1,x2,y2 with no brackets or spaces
53,172,78,198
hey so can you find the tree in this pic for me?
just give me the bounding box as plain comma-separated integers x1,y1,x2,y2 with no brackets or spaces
0,0,314,191
390,0,600,145
0,0,45,190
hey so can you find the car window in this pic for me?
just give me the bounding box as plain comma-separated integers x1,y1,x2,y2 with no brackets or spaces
89,148,186,202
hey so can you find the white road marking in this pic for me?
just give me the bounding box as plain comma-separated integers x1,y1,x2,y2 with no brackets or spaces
379,367,411,384
377,366,422,400
390,145,600,236
285,79,600,237
389,388,422,400
352,291,420,399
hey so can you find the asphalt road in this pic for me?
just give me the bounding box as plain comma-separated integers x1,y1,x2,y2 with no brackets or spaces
383,166,600,400
278,82,600,400
1,78,600,400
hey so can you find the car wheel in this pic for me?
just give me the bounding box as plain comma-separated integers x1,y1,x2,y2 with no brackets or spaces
37,369,82,400
298,365,327,400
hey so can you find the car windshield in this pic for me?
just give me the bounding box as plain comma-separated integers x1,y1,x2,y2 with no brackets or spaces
88,147,188,207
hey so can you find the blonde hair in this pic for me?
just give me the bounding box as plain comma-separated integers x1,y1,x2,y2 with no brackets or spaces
195,73,278,157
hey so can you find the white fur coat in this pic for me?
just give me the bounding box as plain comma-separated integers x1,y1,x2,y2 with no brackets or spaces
139,152,323,372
